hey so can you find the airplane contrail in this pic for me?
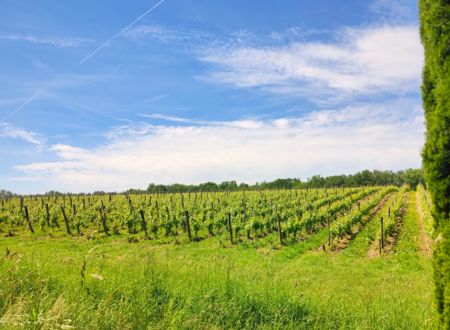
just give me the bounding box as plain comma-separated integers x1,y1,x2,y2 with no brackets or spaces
76,0,166,66
0,0,167,124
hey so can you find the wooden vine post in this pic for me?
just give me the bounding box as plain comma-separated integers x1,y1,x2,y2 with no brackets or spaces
227,212,233,244
379,216,384,254
276,212,283,244
127,197,134,214
185,210,192,242
24,205,34,233
45,203,51,227
61,206,72,235
327,217,331,246
139,209,149,239
165,206,171,236
99,201,109,236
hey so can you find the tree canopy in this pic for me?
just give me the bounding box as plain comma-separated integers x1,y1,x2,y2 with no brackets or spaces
420,0,450,327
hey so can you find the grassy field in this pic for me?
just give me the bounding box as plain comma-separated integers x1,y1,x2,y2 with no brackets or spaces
0,191,435,329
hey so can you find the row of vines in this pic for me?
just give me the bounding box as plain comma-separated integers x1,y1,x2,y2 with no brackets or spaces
0,186,398,245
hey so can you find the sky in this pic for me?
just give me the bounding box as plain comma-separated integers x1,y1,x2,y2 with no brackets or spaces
0,0,424,193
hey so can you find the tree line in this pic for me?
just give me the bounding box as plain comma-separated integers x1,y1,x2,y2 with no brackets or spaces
1,168,425,197
127,168,423,194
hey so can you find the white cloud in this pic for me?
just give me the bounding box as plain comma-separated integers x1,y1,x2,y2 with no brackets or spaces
15,100,424,193
0,123,45,146
199,25,422,99
0,33,93,48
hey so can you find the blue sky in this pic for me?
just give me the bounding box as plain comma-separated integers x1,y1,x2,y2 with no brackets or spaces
0,0,423,193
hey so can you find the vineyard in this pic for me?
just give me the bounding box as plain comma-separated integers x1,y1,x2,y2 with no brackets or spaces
2,186,397,245
0,185,436,329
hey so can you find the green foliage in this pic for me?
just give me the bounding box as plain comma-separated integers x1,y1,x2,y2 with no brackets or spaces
420,0,450,327
0,188,388,245
135,169,425,194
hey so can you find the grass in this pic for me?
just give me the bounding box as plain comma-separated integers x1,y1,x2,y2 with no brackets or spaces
0,192,436,329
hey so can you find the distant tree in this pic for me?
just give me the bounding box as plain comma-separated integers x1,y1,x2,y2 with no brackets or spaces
147,183,168,193
323,175,348,187
219,181,238,191
420,0,450,327
353,170,374,186
269,178,300,189
238,182,250,190
44,190,64,196
169,183,191,193
372,170,395,186
398,168,425,188
124,188,146,194
0,189,14,198
307,175,325,188
198,182,219,192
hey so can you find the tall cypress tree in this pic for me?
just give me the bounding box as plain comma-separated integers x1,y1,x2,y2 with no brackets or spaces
419,0,450,327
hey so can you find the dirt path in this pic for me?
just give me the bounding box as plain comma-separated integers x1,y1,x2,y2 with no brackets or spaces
367,235,380,258
415,191,432,257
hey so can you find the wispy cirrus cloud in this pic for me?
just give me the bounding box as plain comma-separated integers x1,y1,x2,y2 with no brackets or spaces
140,113,196,124
0,123,45,146
139,113,264,128
0,33,94,48
124,24,211,44
15,98,423,193
0,72,114,117
199,25,422,100
370,0,418,23
121,21,422,103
